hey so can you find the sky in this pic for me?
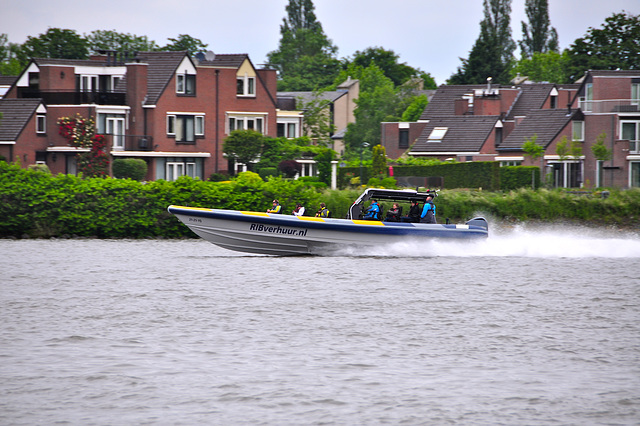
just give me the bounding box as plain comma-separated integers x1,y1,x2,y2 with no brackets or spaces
1,0,638,85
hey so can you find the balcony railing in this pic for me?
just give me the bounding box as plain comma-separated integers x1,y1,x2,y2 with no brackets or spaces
18,88,125,106
578,98,640,114
103,134,154,152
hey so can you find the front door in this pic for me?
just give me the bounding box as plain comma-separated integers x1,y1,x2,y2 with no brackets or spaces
107,118,125,150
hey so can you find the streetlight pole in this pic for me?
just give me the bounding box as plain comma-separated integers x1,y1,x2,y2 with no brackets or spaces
359,141,369,184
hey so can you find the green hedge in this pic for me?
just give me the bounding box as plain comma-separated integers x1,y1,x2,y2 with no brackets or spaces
338,162,540,191
1,162,638,238
0,163,322,238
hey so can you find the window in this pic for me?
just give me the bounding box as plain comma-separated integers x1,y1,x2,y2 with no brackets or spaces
427,127,448,142
277,121,298,138
632,83,640,106
228,115,264,134
584,83,593,112
572,121,584,141
78,75,98,92
36,114,46,134
107,117,125,150
176,74,196,95
166,161,196,181
500,161,522,166
621,120,639,154
236,74,255,96
167,114,205,142
399,129,409,148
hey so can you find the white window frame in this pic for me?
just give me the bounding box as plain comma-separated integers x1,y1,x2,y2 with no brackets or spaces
36,114,46,134
572,121,584,142
107,117,126,150
176,73,196,95
427,127,448,142
632,83,640,106
236,74,256,97
227,114,266,134
166,161,196,181
166,113,205,141
79,74,98,92
621,120,640,154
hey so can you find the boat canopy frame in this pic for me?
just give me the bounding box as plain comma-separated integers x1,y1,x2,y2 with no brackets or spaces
347,188,438,220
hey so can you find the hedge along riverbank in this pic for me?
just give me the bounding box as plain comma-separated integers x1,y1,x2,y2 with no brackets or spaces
1,162,639,238
338,162,541,191
0,163,322,238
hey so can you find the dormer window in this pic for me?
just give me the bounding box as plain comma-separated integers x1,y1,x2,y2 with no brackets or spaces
36,114,46,134
176,73,196,95
237,74,255,97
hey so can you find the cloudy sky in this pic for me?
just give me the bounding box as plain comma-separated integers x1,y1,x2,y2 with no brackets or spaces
2,0,638,84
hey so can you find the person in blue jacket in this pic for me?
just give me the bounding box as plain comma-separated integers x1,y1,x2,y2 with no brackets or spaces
420,194,436,223
363,200,380,220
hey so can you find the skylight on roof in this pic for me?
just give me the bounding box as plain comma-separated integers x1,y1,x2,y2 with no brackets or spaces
427,127,448,142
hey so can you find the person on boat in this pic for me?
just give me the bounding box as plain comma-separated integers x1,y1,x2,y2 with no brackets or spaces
362,200,380,220
402,199,421,222
267,199,282,214
315,202,330,218
385,203,402,222
292,203,305,216
420,194,436,224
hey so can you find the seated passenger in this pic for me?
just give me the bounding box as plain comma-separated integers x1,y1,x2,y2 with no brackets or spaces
315,202,331,218
385,203,402,222
267,199,282,214
401,200,421,222
362,200,380,220
292,203,305,216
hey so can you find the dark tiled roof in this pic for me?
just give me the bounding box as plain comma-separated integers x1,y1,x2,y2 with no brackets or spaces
33,57,106,67
505,84,554,120
0,98,42,141
499,109,576,150
0,76,18,86
588,70,640,78
277,91,345,110
135,51,190,105
411,116,499,153
419,85,487,119
198,53,248,68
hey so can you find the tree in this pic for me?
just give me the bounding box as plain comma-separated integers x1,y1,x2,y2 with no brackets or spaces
86,30,158,55
0,34,21,75
18,28,88,66
519,0,558,59
565,11,640,83
162,34,208,56
591,132,612,162
371,144,387,177
278,159,302,178
297,91,336,146
448,0,516,84
223,130,265,170
267,0,340,90
344,47,435,88
510,50,570,83
401,94,429,122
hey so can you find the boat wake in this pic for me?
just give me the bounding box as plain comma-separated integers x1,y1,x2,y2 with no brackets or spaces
331,223,640,259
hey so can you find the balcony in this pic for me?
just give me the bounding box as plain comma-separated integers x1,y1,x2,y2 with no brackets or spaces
18,88,125,106
104,134,154,152
578,98,640,114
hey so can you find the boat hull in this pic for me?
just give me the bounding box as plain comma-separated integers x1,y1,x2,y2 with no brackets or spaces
168,206,488,256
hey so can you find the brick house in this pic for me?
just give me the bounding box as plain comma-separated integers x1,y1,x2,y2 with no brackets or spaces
2,50,278,180
381,71,640,189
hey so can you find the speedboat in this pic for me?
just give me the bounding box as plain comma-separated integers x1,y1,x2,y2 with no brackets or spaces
168,188,488,256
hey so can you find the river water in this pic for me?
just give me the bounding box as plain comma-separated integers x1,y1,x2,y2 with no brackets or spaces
1,224,640,425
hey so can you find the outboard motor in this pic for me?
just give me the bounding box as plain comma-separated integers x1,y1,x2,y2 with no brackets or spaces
466,217,488,230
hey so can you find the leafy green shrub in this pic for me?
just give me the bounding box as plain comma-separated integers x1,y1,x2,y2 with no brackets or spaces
209,172,230,182
112,158,148,181
257,167,278,180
